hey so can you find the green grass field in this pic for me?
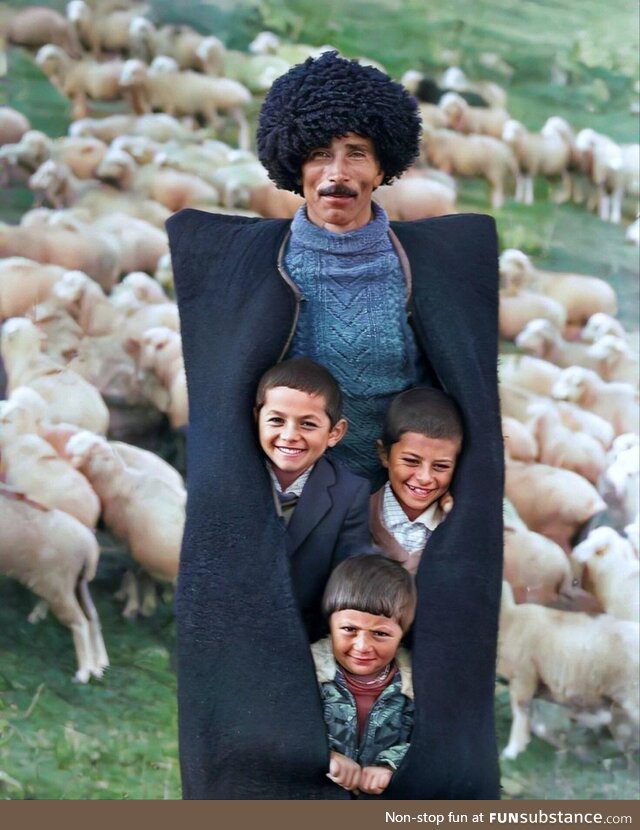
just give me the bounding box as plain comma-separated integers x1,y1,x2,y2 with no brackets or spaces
1,0,639,801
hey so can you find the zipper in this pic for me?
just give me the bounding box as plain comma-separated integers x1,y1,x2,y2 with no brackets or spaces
275,228,303,362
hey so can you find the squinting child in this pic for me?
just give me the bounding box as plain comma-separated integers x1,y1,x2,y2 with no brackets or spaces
371,387,463,575
311,554,416,796
255,357,371,641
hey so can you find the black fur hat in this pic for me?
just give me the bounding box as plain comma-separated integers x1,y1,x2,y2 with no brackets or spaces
256,51,421,195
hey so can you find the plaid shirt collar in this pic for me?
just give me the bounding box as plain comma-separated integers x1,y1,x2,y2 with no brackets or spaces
382,481,442,532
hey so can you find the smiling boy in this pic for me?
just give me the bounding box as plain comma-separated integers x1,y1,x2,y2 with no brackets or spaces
255,357,371,640
371,387,463,576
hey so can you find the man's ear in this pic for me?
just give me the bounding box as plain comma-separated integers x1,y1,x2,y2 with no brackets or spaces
376,439,389,468
374,168,385,189
327,417,348,447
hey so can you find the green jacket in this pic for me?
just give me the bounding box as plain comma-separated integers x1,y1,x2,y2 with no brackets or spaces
311,638,414,770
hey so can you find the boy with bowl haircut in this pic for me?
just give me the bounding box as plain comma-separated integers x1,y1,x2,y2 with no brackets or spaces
255,357,371,641
311,554,416,795
371,387,463,575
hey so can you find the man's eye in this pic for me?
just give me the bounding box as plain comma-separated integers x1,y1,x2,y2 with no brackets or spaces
267,417,284,424
401,457,419,465
301,421,318,428
374,631,390,637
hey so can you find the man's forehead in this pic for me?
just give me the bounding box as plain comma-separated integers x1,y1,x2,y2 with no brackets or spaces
311,133,374,150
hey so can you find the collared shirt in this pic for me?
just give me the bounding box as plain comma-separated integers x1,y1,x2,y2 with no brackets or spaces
381,481,442,556
267,463,314,525
267,463,314,497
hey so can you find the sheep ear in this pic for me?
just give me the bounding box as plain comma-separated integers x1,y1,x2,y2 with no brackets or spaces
124,337,140,356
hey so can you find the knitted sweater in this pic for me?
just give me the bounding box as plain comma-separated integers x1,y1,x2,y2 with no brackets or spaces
284,204,421,480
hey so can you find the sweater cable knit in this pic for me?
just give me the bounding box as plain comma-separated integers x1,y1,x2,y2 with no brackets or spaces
284,203,421,479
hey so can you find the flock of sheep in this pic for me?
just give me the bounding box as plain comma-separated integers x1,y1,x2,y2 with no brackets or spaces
0,0,638,766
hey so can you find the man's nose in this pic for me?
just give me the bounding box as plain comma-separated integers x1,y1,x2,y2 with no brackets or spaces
415,465,435,486
353,631,372,653
327,153,349,180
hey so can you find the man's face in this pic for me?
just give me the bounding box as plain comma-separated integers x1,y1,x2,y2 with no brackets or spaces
301,133,384,233
329,609,404,678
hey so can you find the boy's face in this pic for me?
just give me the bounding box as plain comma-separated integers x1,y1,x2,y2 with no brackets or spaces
257,386,347,490
379,431,460,521
330,609,404,678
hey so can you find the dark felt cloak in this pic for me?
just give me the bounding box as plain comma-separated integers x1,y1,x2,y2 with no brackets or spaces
166,208,504,800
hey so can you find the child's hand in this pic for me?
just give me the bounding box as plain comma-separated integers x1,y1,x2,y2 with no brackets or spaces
439,492,454,515
359,765,393,795
327,751,361,791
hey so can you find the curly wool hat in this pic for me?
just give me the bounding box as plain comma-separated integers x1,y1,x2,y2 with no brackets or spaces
256,51,421,194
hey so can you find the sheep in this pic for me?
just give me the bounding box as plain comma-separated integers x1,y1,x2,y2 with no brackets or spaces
8,6,79,55
503,524,600,612
0,487,108,682
499,354,563,397
581,312,628,343
504,458,606,551
497,581,639,759
499,288,567,341
551,366,639,437
128,16,205,70
1,317,110,434
438,91,510,138
571,527,639,622
598,440,640,530
626,216,640,246
66,0,149,59
439,66,508,109
374,170,457,219
421,127,517,208
499,248,617,330
502,414,538,462
0,214,120,291
0,402,100,528
66,431,185,583
574,128,639,224
91,212,169,276
47,269,121,336
501,117,572,205
586,335,639,387
35,44,126,120
526,400,607,485
69,112,200,144
514,318,603,371
0,257,66,320
118,59,252,150
0,106,31,146
126,326,188,429
95,148,220,213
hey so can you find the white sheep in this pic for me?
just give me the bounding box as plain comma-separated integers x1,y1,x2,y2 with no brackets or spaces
0,106,31,146
499,248,617,331
574,128,639,224
502,415,539,462
551,366,639,437
69,112,199,144
571,527,639,622
421,127,517,209
586,335,639,387
497,581,639,759
8,6,79,54
35,44,126,120
514,318,603,371
499,288,567,341
504,458,606,552
66,431,185,583
0,487,108,682
128,17,205,70
439,91,510,138
1,317,109,434
66,0,148,59
439,66,508,109
374,170,457,219
581,312,628,343
0,257,66,320
118,59,252,150
499,353,563,397
501,117,572,205
598,440,640,530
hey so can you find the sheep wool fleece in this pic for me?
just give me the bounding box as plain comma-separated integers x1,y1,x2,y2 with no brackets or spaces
167,208,504,800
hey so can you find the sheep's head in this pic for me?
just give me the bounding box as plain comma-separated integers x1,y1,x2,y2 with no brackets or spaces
121,272,167,303
571,526,627,565
581,312,625,343
119,59,147,88
248,31,280,55
514,319,555,356
52,270,93,305
586,334,628,364
35,44,68,76
66,0,90,24
501,119,525,144
551,366,592,403
95,148,135,186
499,248,533,291
1,317,44,359
65,429,111,469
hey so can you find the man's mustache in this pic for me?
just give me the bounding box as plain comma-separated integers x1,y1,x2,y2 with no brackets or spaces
318,185,357,197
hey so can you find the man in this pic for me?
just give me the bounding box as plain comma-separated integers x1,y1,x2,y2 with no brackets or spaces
167,51,503,800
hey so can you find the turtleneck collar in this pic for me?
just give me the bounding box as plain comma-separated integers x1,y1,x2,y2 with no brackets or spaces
290,201,391,255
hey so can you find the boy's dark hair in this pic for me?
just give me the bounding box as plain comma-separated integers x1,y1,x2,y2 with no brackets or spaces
380,387,463,451
255,357,343,426
322,554,417,633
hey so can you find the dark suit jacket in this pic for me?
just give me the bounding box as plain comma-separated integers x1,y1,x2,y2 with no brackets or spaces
285,455,370,642
167,209,503,800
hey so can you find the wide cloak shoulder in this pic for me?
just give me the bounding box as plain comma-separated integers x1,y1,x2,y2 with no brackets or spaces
167,208,504,799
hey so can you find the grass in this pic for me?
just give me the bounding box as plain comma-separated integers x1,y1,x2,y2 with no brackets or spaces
1,0,639,802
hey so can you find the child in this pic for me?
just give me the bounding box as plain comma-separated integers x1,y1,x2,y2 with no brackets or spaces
371,387,463,575
255,357,371,641
311,554,416,796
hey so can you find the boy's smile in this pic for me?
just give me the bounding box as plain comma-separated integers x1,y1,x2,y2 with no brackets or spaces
257,386,347,490
379,431,460,521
